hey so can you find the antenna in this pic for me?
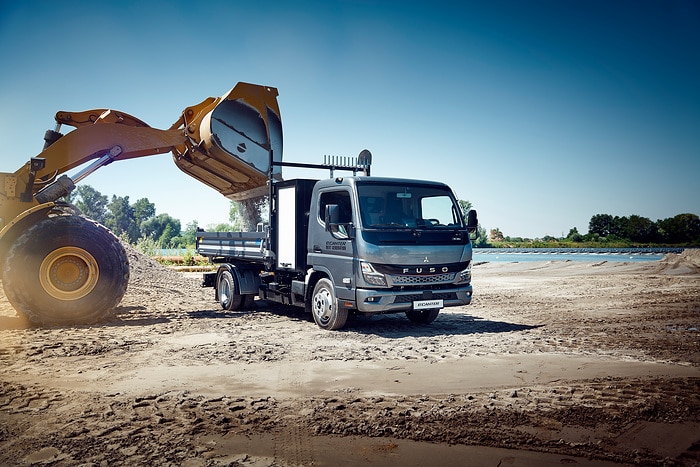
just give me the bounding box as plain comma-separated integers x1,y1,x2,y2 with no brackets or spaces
323,150,372,176
271,150,372,177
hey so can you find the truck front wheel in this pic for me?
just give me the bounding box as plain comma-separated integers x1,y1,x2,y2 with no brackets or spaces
2,215,129,325
311,278,347,330
406,308,440,324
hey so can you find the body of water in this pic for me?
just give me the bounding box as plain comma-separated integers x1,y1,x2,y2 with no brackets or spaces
472,247,684,263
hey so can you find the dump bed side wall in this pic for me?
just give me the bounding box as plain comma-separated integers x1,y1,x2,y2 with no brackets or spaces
196,230,267,263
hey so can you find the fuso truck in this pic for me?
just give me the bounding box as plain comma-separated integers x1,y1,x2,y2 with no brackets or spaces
197,152,478,330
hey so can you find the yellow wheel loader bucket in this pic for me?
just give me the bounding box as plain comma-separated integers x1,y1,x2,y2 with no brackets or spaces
173,82,283,201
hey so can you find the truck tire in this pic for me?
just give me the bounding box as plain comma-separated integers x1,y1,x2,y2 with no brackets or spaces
406,308,440,324
311,278,347,330
218,270,243,311
2,215,129,325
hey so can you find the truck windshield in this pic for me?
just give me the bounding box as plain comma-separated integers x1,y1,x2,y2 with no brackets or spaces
357,183,463,229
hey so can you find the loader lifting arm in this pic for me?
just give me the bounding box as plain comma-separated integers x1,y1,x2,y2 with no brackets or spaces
0,82,282,325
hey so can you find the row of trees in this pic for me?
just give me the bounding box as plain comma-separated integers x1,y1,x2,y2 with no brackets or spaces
586,213,699,244
67,185,259,249
67,185,232,249
489,212,700,246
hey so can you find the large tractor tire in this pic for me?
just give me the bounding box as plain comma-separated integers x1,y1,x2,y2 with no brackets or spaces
1,215,129,325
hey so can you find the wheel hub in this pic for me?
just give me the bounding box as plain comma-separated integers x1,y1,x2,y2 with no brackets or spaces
39,247,99,300
220,278,231,304
313,289,332,324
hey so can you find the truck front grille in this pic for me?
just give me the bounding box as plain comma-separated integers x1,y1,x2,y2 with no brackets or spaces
389,272,455,285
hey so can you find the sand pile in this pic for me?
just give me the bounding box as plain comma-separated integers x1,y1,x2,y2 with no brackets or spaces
117,242,212,318
654,248,700,275
123,243,198,290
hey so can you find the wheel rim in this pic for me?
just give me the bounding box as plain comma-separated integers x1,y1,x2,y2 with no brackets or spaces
313,287,333,325
220,276,232,306
39,247,100,300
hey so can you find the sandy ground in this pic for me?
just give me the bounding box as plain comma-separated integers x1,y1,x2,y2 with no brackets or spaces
1,247,699,466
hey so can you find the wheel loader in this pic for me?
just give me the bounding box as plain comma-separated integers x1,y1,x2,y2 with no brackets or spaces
0,82,283,325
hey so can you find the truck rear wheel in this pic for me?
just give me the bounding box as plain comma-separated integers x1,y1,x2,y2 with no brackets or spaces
218,270,243,311
311,278,347,330
1,215,129,325
406,308,440,324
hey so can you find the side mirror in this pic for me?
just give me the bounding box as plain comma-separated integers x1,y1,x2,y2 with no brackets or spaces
325,204,354,239
324,204,340,229
467,209,478,234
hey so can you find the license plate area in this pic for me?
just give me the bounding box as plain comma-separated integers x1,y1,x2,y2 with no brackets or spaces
413,299,444,310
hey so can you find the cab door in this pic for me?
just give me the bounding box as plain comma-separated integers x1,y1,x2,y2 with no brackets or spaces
308,188,356,302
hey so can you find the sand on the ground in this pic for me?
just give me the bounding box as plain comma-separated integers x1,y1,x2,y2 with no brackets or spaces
1,247,699,466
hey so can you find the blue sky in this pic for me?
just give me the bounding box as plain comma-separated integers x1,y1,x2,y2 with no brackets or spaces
1,0,698,238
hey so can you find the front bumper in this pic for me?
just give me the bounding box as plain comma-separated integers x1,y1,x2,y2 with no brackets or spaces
355,284,472,314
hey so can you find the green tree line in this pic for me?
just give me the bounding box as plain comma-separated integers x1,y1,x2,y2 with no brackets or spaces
67,185,189,248
67,185,254,251
586,213,699,244
488,212,700,247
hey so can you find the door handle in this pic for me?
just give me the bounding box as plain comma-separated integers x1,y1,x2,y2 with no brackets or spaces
312,245,322,253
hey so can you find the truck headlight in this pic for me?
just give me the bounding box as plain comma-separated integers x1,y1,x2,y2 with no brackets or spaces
455,263,471,284
361,261,387,286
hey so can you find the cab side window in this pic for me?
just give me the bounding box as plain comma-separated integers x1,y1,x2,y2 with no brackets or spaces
319,190,352,236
